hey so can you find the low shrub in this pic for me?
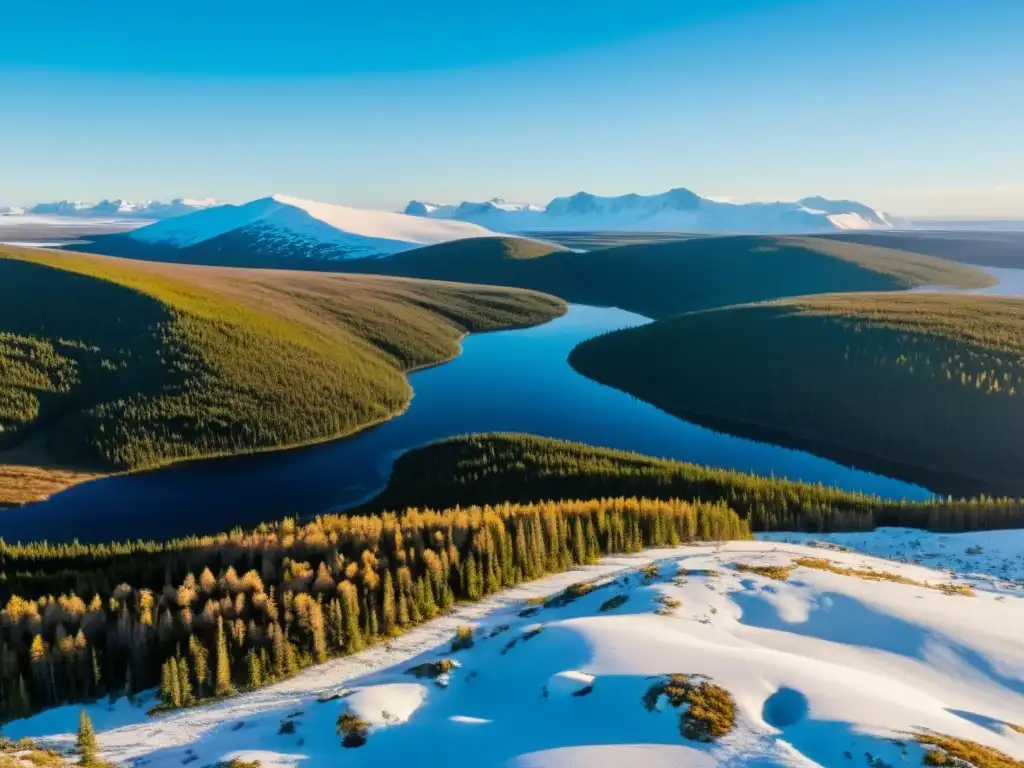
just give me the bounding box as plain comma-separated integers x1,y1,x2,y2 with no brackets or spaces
337,713,370,748
451,625,475,652
406,659,456,680
599,595,629,612
643,674,736,743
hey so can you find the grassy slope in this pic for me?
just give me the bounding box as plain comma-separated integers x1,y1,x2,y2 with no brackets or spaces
570,293,1024,497
357,235,993,319
0,246,564,503
360,433,1024,532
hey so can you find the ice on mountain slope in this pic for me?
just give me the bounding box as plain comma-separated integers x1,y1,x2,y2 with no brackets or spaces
129,193,495,258
404,187,893,234
8,538,1023,767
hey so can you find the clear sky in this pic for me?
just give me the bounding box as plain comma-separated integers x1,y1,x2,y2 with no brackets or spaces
2,0,1021,216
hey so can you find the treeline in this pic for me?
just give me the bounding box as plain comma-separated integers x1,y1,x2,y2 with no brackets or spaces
361,434,1024,533
0,497,748,720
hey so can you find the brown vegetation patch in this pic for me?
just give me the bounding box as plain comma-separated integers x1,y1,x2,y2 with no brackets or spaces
642,674,737,742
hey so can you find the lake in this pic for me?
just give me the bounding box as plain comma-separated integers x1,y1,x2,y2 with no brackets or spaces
0,304,929,544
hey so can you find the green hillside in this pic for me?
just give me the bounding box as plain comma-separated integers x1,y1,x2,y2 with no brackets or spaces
360,234,993,318
0,246,564,502
570,292,1024,496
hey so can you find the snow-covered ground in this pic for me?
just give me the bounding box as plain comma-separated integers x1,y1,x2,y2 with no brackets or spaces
759,527,1024,593
6,540,1024,767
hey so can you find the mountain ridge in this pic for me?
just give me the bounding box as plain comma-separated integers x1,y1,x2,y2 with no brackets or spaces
404,187,893,233
6,197,219,220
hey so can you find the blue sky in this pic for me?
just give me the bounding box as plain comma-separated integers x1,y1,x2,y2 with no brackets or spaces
2,0,1021,216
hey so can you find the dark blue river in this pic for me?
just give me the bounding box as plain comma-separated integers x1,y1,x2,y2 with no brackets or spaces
0,305,928,543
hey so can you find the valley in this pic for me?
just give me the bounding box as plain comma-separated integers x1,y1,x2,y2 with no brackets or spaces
0,245,564,505
352,233,992,319
5,5,1022,764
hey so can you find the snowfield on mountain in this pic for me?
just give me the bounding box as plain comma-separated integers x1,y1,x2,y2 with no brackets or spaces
127,193,497,258
7,538,1023,767
404,187,894,234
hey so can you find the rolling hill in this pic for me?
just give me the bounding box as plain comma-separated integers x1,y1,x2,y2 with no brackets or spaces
570,292,1024,496
404,187,894,233
359,234,994,318
820,230,1024,269
0,245,563,504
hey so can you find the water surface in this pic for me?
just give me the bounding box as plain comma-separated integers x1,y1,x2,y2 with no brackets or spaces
0,304,928,543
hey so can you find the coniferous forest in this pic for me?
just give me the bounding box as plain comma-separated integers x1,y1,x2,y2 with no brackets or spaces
0,497,747,721
363,434,1024,533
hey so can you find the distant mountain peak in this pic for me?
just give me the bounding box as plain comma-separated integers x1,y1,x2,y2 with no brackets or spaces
124,194,495,261
405,187,892,233
17,198,219,220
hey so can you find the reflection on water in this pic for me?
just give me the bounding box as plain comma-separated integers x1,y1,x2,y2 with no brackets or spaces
911,266,1024,296
0,304,929,544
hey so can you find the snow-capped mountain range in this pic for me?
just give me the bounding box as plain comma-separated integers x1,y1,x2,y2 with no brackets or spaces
1,198,218,220
404,188,893,233
125,194,493,260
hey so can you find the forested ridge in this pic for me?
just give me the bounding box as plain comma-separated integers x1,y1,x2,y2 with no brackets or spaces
0,246,563,504
570,293,1024,497
362,434,1024,533
349,234,992,319
0,497,747,721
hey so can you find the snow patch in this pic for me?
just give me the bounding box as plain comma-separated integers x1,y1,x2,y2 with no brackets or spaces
343,683,428,727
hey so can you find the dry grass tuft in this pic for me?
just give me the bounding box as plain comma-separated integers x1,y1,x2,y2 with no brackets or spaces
796,557,975,596
917,732,1024,767
655,595,682,616
736,563,795,581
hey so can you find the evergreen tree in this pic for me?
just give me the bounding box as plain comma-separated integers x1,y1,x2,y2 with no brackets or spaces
339,581,362,653
188,635,209,698
381,570,397,636
214,616,233,697
247,649,263,689
177,656,193,705
76,708,98,766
